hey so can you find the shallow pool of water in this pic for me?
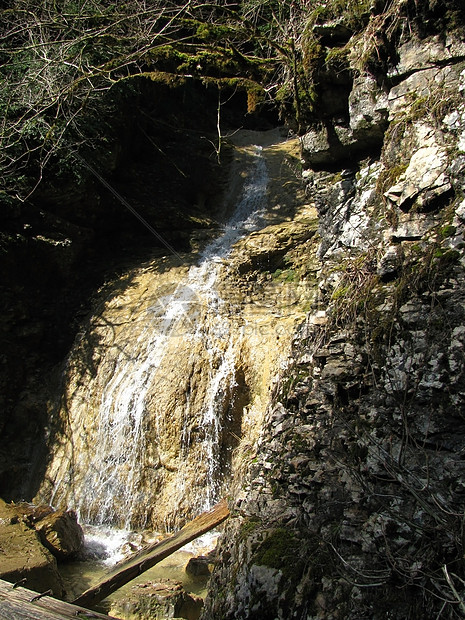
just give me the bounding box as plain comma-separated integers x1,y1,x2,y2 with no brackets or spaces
59,526,219,615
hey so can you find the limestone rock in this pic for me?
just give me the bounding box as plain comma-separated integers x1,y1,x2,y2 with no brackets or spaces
392,35,465,78
0,499,64,597
110,579,203,620
388,63,465,118
455,198,465,222
348,74,388,145
301,75,388,168
390,216,437,241
203,19,465,618
384,141,451,211
35,508,84,560
300,124,332,166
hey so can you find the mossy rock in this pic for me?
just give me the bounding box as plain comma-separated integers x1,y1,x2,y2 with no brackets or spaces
252,528,302,579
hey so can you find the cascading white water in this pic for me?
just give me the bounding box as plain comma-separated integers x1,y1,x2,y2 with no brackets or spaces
64,146,269,529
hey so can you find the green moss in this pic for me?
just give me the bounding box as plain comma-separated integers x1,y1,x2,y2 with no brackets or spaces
240,517,260,540
325,46,350,74
305,0,373,33
440,224,457,238
253,528,299,576
301,36,324,76
434,248,460,264
177,49,240,75
195,21,238,42
272,268,298,283
132,71,191,88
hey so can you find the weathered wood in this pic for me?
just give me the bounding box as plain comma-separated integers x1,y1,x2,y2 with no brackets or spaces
73,498,230,609
0,579,117,619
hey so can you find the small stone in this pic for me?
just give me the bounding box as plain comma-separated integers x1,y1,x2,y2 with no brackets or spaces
377,246,400,280
185,556,212,577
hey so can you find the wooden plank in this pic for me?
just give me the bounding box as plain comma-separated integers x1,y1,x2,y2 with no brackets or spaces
0,579,117,619
73,499,229,609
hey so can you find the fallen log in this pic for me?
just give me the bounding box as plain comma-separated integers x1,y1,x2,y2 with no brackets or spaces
0,579,117,619
72,499,229,609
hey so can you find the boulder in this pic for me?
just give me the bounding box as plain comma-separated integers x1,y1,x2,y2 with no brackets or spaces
301,123,333,167
301,121,356,167
185,556,212,577
0,499,64,597
348,74,388,145
110,579,204,620
384,142,451,211
35,508,84,560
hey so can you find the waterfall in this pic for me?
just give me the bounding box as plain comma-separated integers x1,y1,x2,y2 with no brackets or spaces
49,146,269,530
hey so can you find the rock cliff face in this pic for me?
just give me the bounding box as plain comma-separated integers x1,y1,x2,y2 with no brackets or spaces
0,82,231,500
37,131,318,531
3,1,465,616
203,8,465,620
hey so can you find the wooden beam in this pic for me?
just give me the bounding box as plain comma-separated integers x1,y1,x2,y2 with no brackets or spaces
72,499,229,609
0,579,117,619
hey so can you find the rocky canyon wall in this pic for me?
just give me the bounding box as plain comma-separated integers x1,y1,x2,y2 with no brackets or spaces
37,131,319,532
0,79,237,500
203,5,465,619
2,1,465,617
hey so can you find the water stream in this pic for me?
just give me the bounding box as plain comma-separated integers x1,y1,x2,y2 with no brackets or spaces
41,130,312,615
50,143,270,613
48,145,269,531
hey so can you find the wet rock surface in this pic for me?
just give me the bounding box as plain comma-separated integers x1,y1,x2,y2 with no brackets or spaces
37,132,318,531
109,579,203,620
0,84,229,501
